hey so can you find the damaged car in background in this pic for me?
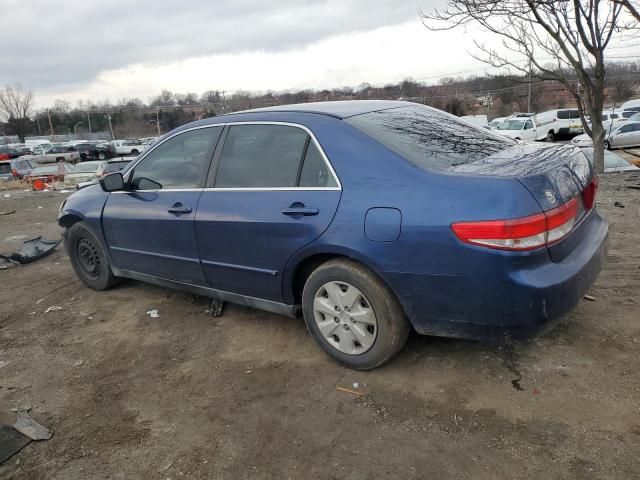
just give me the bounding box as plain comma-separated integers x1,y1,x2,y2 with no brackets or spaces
58,101,607,369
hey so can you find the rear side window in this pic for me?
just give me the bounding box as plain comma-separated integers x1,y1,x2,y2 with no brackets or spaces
345,105,515,171
557,110,570,119
299,142,338,188
131,127,221,190
215,125,309,188
570,110,580,119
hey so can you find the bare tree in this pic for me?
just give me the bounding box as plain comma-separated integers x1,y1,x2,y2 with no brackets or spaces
421,1,637,173
0,84,34,142
615,0,640,20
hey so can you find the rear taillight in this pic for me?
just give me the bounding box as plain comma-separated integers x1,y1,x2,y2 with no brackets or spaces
452,197,580,251
581,176,598,210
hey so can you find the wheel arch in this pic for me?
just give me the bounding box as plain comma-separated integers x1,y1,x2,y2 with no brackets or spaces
58,212,85,228
282,245,401,308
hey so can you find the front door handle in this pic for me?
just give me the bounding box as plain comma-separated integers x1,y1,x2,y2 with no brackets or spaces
282,204,319,216
168,203,192,214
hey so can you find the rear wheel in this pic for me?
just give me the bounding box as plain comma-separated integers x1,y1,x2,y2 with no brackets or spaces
302,259,410,370
66,222,119,291
98,151,107,160
546,131,555,142
131,149,139,155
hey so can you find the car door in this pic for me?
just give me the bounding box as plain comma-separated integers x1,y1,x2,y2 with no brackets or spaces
629,123,640,146
102,126,222,285
195,123,341,302
523,120,536,141
611,124,634,147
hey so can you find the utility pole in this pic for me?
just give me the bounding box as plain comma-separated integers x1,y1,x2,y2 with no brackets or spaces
36,115,42,135
47,109,54,140
106,114,114,140
526,59,532,113
156,109,161,136
86,111,92,133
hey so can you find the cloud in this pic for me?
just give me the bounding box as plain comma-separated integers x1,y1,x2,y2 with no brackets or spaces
1,0,423,90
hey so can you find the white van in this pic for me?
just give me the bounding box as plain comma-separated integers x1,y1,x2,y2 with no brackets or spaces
620,99,640,112
534,109,584,141
25,139,52,149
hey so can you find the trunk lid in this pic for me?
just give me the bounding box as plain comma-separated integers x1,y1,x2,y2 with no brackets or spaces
451,143,595,262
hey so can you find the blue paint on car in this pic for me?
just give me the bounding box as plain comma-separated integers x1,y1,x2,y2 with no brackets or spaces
59,101,607,368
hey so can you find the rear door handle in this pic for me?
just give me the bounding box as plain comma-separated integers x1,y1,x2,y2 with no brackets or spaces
168,203,192,214
282,206,319,216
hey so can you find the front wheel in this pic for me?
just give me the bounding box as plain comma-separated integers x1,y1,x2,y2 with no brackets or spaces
546,131,555,142
66,222,119,291
604,140,612,150
131,149,139,155
302,259,410,370
98,151,107,160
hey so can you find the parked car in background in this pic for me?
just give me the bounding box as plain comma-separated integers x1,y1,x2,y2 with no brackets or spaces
139,136,158,146
571,121,640,150
496,117,538,141
488,117,506,130
25,139,52,150
460,115,488,128
104,158,133,174
10,157,36,179
28,145,80,164
65,161,108,185
0,159,12,180
111,139,145,156
620,99,640,113
535,108,583,141
583,149,640,173
0,145,23,159
26,162,73,183
58,100,607,369
76,141,113,161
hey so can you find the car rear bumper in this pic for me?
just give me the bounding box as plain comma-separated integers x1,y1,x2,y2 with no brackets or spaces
385,211,608,341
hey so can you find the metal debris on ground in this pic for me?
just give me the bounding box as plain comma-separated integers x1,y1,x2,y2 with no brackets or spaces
12,411,52,441
0,210,16,216
614,202,625,208
146,309,159,318
0,425,30,464
207,298,225,317
0,236,61,265
584,294,597,301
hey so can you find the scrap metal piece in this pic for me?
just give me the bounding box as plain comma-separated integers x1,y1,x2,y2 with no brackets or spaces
208,298,225,317
0,425,30,464
0,236,61,265
13,411,52,441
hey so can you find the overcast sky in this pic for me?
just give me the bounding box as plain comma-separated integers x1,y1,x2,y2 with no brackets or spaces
1,0,637,109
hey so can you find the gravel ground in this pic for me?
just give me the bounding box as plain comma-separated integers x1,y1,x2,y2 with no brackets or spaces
0,172,639,480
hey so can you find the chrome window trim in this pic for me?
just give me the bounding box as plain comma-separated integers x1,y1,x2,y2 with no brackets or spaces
117,121,342,193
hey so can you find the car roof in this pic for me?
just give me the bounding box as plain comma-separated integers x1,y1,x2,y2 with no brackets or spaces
228,100,417,119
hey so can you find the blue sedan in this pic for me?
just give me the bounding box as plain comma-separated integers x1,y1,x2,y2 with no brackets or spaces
58,101,608,369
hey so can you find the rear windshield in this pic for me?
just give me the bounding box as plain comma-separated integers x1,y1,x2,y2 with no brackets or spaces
345,105,514,171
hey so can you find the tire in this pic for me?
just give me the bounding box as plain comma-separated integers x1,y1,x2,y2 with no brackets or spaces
80,153,87,162
98,151,107,160
546,131,555,142
302,259,410,370
131,149,139,155
56,157,65,163
604,140,612,150
65,222,119,291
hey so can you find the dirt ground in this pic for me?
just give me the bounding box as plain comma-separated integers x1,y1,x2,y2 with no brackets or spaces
0,172,639,480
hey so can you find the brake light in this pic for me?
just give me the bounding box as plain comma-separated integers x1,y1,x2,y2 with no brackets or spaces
451,197,580,251
581,176,598,210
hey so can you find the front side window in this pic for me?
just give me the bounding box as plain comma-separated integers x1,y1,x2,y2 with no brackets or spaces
617,124,633,134
130,127,221,190
524,120,534,130
215,125,309,188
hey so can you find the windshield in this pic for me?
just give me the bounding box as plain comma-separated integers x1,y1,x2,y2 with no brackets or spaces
71,162,101,173
498,120,526,131
345,104,515,171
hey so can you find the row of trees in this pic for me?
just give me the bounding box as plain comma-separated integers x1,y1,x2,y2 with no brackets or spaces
2,60,637,144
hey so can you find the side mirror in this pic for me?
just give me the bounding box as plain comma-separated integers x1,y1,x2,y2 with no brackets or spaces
99,172,124,192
